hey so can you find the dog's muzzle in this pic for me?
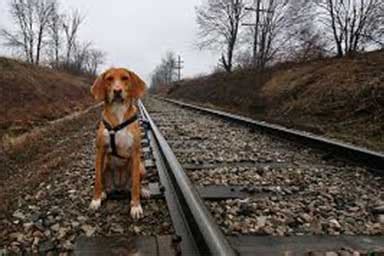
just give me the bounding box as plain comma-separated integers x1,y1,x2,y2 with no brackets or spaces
113,90,124,102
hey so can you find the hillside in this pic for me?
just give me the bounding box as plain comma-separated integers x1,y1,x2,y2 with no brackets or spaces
167,50,384,152
0,57,94,142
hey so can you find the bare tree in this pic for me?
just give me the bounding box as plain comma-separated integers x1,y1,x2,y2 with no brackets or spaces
47,1,61,67
87,49,106,76
62,9,83,64
34,0,56,65
150,51,178,91
1,0,57,65
196,0,246,72
57,40,91,75
1,0,106,76
54,42,106,76
1,0,35,63
289,26,329,62
162,51,178,84
314,0,384,57
242,0,294,69
150,66,168,92
282,0,330,62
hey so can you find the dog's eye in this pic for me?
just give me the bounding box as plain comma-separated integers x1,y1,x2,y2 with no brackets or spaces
121,76,129,81
106,77,113,82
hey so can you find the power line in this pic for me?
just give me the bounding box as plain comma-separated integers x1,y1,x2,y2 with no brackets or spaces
242,1,273,67
174,55,184,81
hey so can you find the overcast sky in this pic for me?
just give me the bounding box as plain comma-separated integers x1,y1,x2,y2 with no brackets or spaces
0,0,220,82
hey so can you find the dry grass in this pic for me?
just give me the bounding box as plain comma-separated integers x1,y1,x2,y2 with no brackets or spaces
1,103,102,154
167,50,384,152
0,57,94,141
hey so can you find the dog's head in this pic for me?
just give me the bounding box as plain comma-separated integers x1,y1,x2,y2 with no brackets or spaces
91,68,146,103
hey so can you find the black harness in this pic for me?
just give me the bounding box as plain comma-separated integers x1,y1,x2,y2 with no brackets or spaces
102,114,138,158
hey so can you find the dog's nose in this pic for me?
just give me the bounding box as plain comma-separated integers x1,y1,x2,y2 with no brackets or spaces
113,88,122,95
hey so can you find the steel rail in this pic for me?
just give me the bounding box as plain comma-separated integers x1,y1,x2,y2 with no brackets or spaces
139,101,237,256
157,97,384,173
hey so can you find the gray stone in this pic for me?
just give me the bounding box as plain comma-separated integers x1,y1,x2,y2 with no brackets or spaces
110,223,124,234
378,214,384,224
81,224,96,237
50,223,60,232
12,210,25,220
39,240,55,253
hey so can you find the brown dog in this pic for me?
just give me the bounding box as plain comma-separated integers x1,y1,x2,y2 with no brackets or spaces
89,68,149,219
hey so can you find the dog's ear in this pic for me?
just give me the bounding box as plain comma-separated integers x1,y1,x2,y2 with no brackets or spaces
91,72,107,101
127,70,146,99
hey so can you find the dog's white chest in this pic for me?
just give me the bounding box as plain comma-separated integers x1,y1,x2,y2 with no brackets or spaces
103,128,134,157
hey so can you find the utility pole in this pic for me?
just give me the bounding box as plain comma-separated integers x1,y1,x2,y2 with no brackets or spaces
242,0,272,68
174,55,184,81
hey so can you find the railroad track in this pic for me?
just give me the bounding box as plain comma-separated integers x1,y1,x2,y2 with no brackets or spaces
2,96,383,255
137,96,384,255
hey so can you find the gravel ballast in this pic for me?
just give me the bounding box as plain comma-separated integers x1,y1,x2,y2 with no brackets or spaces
144,97,384,236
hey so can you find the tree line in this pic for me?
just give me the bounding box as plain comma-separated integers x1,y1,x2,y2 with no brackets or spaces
196,0,384,72
1,0,106,76
150,0,384,91
149,51,179,93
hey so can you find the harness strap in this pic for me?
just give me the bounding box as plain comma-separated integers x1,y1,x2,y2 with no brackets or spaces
110,132,118,156
102,114,138,132
102,114,138,158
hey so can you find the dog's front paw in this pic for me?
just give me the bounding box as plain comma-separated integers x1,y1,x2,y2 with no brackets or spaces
141,187,151,199
130,204,143,220
89,198,101,210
